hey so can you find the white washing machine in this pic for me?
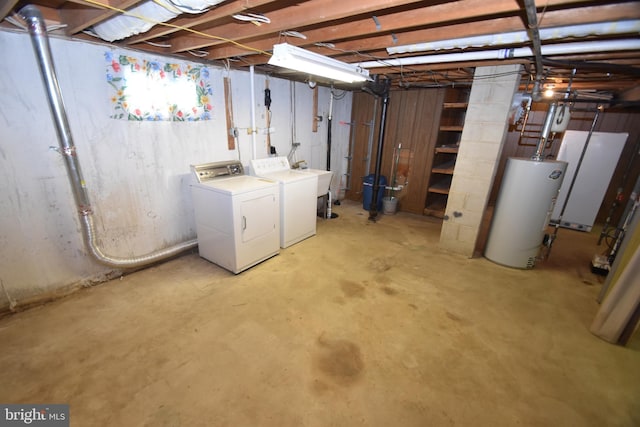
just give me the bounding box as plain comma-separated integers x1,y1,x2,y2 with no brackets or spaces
250,157,318,248
190,160,280,274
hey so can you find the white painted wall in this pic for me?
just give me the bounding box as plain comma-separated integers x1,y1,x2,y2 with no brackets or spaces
0,28,352,311
250,78,353,197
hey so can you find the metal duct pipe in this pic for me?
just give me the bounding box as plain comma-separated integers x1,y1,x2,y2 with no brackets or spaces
532,102,557,161
524,0,544,81
20,5,196,269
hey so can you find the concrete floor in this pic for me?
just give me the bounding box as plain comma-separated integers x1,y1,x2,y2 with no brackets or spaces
1,200,639,426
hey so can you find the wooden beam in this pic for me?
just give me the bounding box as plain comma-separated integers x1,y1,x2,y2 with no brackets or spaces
205,0,522,60
332,2,640,54
204,0,635,67
0,0,19,22
169,0,427,53
617,85,640,102
125,0,283,45
223,77,236,150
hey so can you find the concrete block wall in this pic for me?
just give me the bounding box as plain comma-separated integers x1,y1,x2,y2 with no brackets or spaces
439,64,522,257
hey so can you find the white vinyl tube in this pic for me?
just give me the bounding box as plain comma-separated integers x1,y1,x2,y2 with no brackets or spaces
359,39,640,69
387,20,640,54
250,65,257,160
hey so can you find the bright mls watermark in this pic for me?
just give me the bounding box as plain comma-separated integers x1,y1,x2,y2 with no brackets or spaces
0,405,68,426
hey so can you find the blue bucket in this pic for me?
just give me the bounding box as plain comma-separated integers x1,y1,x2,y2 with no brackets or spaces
362,174,387,211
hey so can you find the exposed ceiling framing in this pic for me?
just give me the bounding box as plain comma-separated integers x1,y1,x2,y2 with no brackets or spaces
3,0,640,104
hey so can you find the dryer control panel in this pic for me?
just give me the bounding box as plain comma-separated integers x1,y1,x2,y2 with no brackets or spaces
191,161,244,183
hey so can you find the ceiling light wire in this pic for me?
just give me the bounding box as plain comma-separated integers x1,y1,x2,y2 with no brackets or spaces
308,42,448,83
187,49,209,57
537,0,550,27
231,13,270,25
144,40,172,48
281,30,307,39
314,42,335,49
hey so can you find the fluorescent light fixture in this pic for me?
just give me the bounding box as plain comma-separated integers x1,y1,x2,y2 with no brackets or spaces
268,43,371,83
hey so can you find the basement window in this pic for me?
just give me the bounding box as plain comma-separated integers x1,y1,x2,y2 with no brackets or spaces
105,51,213,121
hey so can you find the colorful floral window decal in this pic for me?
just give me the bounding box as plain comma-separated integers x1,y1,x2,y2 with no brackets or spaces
105,51,213,121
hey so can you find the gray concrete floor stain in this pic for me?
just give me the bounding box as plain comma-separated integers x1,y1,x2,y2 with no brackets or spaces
0,200,638,426
313,333,364,386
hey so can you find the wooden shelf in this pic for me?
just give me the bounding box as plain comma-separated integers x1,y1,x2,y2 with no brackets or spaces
428,176,452,194
443,102,468,109
439,125,464,131
424,195,447,218
431,160,456,174
434,144,459,154
423,87,469,219
423,206,446,218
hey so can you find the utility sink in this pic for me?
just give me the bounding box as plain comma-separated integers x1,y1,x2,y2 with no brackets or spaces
300,169,333,197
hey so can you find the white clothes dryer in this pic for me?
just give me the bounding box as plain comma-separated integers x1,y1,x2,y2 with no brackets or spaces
250,157,318,248
190,161,280,273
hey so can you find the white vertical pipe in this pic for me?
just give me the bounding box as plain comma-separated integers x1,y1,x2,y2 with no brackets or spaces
250,65,257,160
291,80,297,143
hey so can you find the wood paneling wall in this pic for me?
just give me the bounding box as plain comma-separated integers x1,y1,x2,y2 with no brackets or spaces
345,91,381,203
347,88,639,227
345,88,445,214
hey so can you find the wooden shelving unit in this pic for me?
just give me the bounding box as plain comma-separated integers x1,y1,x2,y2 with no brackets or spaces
423,88,470,218
431,159,456,174
428,175,453,194
438,125,464,132
443,102,468,109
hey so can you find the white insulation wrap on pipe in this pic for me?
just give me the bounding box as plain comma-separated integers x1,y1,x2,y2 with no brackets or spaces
91,0,179,42
484,158,567,269
359,39,640,69
90,0,228,41
20,5,196,269
387,20,640,54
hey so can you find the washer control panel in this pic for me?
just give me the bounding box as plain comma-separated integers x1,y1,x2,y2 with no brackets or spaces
250,156,291,176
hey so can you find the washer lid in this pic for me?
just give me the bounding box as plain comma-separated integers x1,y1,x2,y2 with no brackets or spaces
192,175,276,195
254,169,316,183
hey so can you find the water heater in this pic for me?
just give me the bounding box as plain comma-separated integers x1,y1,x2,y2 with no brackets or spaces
485,158,567,269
